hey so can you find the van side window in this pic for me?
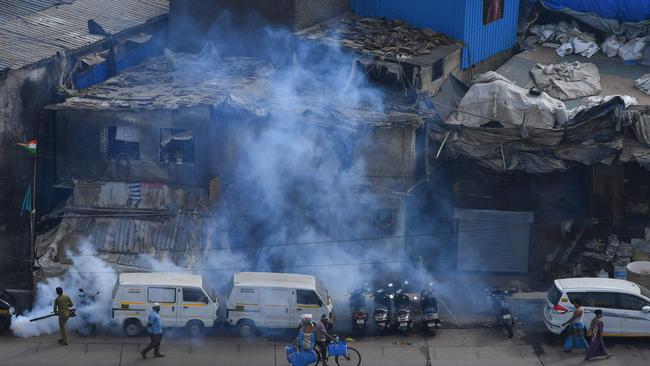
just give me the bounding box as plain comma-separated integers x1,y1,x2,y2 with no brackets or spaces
568,292,616,308
183,288,206,303
619,294,649,310
148,287,176,303
297,290,321,306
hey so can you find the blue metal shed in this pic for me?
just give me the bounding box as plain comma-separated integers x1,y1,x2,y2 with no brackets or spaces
349,0,520,69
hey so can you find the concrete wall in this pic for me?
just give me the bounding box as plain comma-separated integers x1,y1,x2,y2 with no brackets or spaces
0,61,65,289
55,108,218,186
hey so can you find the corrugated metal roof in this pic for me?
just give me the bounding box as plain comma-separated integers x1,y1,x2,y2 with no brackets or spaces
35,180,210,273
0,0,68,23
0,0,168,70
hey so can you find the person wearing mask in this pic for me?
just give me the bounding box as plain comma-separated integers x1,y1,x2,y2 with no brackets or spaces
140,302,165,359
315,314,333,365
53,287,74,345
562,299,588,352
585,309,612,360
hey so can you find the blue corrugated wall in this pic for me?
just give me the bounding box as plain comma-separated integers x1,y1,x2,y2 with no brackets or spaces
349,0,520,69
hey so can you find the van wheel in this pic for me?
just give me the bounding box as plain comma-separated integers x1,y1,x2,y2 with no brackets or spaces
123,319,142,337
186,320,204,337
236,320,256,338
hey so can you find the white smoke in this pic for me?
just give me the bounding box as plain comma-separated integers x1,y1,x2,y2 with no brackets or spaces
11,241,117,337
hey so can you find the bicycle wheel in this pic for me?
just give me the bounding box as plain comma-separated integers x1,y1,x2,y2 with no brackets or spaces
335,347,361,366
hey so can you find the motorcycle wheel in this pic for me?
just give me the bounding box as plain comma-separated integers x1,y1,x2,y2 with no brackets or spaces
505,324,514,338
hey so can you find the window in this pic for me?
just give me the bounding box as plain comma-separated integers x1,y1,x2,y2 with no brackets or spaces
619,294,649,311
483,0,504,25
183,287,207,303
107,126,140,160
373,209,398,234
147,287,176,303
568,292,617,309
431,59,444,82
547,285,562,305
160,128,194,163
297,290,322,306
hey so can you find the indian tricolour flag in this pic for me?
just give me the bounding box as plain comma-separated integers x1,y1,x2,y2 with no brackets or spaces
17,139,37,155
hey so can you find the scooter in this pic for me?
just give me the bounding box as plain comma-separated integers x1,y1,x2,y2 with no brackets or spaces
349,288,368,333
487,288,514,338
76,288,100,337
393,289,413,334
373,284,394,333
420,283,441,335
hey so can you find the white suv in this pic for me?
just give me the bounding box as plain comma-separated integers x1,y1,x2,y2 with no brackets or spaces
544,278,650,337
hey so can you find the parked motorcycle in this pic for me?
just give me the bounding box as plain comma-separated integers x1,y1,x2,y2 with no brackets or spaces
349,288,369,333
487,288,514,338
372,284,394,333
420,282,441,334
76,288,100,337
393,289,413,334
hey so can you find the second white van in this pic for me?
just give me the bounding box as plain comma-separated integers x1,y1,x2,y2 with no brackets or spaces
225,272,333,337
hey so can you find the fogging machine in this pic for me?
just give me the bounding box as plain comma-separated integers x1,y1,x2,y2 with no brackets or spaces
29,309,77,322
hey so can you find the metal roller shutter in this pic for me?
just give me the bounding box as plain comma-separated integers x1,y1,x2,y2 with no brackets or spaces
455,209,533,273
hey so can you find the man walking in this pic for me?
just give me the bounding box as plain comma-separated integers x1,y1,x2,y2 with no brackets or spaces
140,302,165,359
53,287,73,345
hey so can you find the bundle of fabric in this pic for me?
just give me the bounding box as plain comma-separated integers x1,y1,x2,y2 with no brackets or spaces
530,62,602,101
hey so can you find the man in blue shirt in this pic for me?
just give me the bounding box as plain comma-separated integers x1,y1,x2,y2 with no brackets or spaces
140,302,165,359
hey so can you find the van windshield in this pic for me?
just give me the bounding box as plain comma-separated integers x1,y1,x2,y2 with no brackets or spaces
202,284,217,303
316,279,330,305
547,284,562,304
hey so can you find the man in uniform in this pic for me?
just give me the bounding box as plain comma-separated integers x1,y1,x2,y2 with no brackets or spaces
141,302,165,359
53,287,73,345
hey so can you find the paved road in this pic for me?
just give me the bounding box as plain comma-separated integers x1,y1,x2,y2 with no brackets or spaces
3,325,650,366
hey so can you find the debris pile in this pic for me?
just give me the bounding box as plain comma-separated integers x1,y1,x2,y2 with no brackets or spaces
524,21,648,61
634,74,650,96
556,230,650,279
300,14,456,60
530,61,601,100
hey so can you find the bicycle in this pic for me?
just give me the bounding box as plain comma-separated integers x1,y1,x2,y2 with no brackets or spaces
315,335,361,366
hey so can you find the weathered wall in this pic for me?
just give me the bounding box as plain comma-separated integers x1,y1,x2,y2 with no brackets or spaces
0,60,66,289
169,0,348,52
55,107,218,186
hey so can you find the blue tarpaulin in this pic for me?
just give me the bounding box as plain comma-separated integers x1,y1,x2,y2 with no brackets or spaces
542,0,650,23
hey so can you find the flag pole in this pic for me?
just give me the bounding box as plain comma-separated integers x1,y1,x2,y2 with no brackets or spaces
30,149,36,275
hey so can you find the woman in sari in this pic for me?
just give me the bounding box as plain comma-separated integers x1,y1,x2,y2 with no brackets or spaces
562,299,588,352
585,309,612,360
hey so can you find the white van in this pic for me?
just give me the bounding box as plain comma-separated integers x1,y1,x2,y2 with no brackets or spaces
225,272,333,337
544,277,650,336
112,272,219,337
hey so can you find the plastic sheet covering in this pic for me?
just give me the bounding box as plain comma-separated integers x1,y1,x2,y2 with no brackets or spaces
446,71,567,130
634,74,650,96
530,62,601,101
541,0,650,23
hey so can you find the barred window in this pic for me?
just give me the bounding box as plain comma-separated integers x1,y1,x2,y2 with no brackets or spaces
160,128,194,163
483,0,504,25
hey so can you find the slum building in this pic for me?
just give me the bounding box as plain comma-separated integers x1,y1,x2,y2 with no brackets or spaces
424,43,650,283
296,13,463,96
0,0,168,289
38,51,430,277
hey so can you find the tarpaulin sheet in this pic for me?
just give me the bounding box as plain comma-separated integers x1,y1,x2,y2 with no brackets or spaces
541,0,650,23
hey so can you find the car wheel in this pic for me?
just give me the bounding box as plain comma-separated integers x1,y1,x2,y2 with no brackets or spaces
186,320,204,337
236,319,256,338
123,319,142,337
